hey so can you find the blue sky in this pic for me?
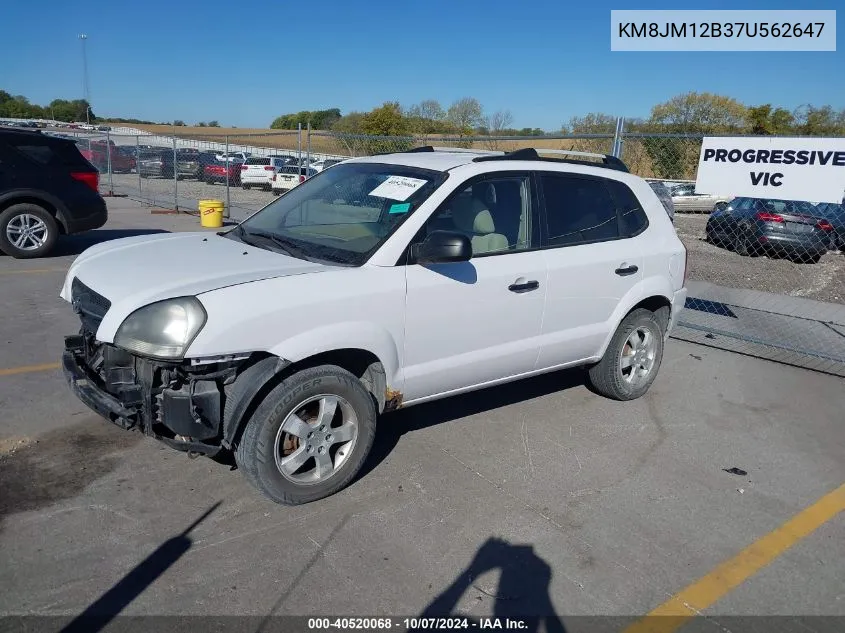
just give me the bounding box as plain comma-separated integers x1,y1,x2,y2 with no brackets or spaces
2,0,843,130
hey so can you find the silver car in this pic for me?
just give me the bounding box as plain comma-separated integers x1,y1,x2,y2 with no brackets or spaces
670,183,733,214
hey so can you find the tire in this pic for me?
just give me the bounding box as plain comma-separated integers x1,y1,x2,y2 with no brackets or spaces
587,309,665,401
713,201,728,212
0,203,59,258
235,364,377,505
734,228,751,256
242,184,249,190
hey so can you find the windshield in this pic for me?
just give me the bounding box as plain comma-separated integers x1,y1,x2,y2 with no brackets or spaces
234,162,446,265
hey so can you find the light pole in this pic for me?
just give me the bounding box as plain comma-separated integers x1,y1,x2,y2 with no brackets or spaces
79,33,90,124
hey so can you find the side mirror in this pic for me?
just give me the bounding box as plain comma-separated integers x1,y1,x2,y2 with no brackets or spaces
410,230,472,264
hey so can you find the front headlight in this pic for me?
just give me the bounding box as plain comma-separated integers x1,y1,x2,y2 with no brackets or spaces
114,297,207,359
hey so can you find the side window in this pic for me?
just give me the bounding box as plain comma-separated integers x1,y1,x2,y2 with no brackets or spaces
12,144,56,166
421,176,533,256
673,185,692,196
540,174,619,247
608,180,649,237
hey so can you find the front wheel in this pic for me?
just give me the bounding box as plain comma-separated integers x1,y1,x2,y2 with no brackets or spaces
0,203,59,258
587,309,665,401
235,365,377,505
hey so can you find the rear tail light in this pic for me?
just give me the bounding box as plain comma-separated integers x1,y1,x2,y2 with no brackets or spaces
241,165,248,170
299,175,305,183
71,171,99,192
272,175,277,181
754,211,784,223
264,166,275,171
817,220,834,231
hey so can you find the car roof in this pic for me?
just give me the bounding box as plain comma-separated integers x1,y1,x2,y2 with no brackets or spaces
347,147,630,175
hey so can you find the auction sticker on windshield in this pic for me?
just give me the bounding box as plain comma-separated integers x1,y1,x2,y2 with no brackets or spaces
369,176,428,201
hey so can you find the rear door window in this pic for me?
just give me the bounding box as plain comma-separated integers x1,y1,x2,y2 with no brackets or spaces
539,173,619,247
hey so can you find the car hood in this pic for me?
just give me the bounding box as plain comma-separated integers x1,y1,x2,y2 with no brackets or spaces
60,231,334,337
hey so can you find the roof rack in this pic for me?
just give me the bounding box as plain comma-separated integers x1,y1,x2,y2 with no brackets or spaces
472,148,628,172
399,146,502,155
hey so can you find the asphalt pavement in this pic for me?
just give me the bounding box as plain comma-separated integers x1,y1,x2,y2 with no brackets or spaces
0,199,843,631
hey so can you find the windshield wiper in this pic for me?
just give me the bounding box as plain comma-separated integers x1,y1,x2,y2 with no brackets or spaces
242,229,331,263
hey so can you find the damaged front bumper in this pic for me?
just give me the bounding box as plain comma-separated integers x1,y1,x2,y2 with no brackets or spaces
62,334,241,457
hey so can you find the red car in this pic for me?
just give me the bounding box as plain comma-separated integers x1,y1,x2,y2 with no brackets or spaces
203,161,242,185
78,140,135,173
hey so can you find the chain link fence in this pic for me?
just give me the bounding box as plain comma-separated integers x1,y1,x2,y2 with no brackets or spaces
620,132,845,376
54,125,845,376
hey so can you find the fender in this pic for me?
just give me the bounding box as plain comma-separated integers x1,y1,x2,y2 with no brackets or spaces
0,188,72,231
595,275,674,359
267,320,403,390
221,355,291,449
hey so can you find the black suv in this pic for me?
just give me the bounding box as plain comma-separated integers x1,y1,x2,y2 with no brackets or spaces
0,127,107,258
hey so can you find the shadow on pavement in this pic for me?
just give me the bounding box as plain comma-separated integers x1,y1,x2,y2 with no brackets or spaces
51,229,171,257
58,501,221,633
358,366,588,481
413,536,566,632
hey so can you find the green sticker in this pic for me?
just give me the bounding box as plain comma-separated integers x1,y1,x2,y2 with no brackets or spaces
388,203,411,214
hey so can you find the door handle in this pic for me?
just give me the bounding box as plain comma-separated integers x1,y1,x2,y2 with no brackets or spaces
508,280,540,293
615,265,638,276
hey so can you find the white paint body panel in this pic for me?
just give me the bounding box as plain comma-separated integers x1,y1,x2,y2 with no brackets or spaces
60,150,688,408
402,252,547,401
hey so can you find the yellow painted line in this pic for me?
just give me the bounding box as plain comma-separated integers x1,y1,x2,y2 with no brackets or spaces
0,362,61,377
622,482,845,633
0,268,67,275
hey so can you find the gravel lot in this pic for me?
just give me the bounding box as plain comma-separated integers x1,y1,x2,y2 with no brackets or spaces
106,172,274,217
675,214,845,305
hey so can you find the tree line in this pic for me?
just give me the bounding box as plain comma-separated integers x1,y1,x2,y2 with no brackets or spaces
269,98,540,138
563,92,845,137
0,91,95,122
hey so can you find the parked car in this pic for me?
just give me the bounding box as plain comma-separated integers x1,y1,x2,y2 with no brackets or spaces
706,197,834,263
0,127,106,258
59,147,687,505
311,158,346,172
138,148,207,179
646,180,675,223
216,151,251,162
271,165,318,194
203,160,242,185
240,156,288,190
77,139,135,173
669,183,733,214
813,201,845,251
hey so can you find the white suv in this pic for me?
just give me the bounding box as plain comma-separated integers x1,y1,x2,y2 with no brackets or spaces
59,147,688,505
240,156,287,190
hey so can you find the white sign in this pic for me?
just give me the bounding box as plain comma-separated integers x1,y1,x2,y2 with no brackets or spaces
369,176,428,201
696,137,845,204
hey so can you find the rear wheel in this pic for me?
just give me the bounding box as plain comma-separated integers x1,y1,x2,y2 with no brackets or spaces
587,309,665,401
235,365,377,505
0,203,59,258
733,228,756,257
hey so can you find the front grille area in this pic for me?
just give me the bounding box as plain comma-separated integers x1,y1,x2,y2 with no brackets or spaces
71,277,111,334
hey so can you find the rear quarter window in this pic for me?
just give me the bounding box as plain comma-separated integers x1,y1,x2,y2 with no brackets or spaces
11,141,89,169
609,180,650,236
